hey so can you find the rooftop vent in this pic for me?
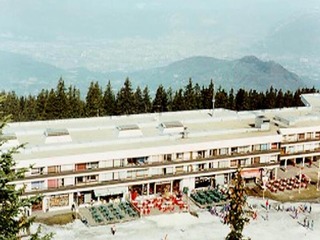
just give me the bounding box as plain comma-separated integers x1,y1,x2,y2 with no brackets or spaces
117,124,143,138
0,132,17,141
160,121,184,134
0,132,19,148
44,128,72,144
255,115,270,131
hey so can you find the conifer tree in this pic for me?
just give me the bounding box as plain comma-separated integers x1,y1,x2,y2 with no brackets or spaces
133,86,144,114
224,169,250,240
102,81,116,116
44,89,58,120
142,86,152,113
115,78,135,115
36,89,49,120
172,89,185,111
55,78,68,119
85,81,103,117
152,85,168,112
166,87,174,112
67,86,84,118
0,102,53,239
184,78,196,110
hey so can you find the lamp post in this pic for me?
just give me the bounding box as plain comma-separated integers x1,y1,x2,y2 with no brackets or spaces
317,160,320,191
262,176,268,200
298,167,302,194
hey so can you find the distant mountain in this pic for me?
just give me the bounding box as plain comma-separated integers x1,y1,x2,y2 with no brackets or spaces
261,11,320,56
0,51,110,95
0,51,313,96
0,51,68,95
109,55,309,92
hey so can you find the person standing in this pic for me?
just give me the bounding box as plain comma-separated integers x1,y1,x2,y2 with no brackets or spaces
111,225,116,235
309,205,312,213
266,199,269,210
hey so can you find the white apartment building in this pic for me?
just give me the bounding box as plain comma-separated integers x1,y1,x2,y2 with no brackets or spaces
3,93,320,213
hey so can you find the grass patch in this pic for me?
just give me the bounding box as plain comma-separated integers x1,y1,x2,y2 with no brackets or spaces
35,212,78,226
246,184,320,203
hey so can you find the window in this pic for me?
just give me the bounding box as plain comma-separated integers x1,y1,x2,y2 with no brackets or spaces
253,157,260,164
176,166,184,173
86,175,98,182
238,146,250,153
231,147,237,154
164,154,172,161
48,165,61,174
298,133,305,141
253,144,260,151
260,144,268,151
306,132,312,140
87,162,99,169
198,163,205,170
197,150,205,158
31,167,44,175
176,153,183,160
218,160,229,168
240,159,247,167
271,143,278,150
209,149,218,156
230,160,238,167
315,132,320,139
31,181,45,190
219,148,228,155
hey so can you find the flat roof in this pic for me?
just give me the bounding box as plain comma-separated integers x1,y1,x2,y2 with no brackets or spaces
4,94,320,161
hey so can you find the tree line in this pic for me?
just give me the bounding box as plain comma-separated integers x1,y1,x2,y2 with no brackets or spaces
0,77,317,122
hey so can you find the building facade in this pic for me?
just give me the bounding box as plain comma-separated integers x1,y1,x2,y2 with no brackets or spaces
3,94,320,213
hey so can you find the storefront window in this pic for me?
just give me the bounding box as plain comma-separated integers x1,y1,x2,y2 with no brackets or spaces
49,194,69,208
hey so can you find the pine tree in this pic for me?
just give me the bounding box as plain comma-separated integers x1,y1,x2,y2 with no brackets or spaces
44,89,58,120
102,81,116,116
133,86,144,114
235,89,249,110
166,87,174,112
224,169,250,240
0,104,53,239
172,89,185,111
152,85,168,112
115,78,135,115
201,80,214,109
85,81,103,117
215,87,228,109
55,78,68,119
36,89,49,120
22,95,38,121
67,86,84,118
227,89,235,110
184,78,196,110
142,86,152,113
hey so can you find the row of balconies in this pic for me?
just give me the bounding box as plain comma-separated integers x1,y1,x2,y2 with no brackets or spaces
23,149,280,181
23,161,279,195
280,147,320,157
282,134,320,144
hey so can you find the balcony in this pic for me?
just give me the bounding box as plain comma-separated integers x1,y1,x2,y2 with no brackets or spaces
21,149,280,182
23,161,279,196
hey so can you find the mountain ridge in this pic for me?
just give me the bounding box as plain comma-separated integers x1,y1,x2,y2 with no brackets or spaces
0,51,314,95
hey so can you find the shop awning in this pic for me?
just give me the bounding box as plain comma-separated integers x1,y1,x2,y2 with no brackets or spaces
240,169,260,179
94,186,127,197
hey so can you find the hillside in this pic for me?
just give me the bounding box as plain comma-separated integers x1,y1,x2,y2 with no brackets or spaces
115,55,308,92
0,51,313,95
0,51,67,95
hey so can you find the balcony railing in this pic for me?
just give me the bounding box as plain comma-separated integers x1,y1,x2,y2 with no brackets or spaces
23,161,279,196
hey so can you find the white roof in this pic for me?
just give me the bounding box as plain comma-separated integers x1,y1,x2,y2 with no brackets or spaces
3,94,320,162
